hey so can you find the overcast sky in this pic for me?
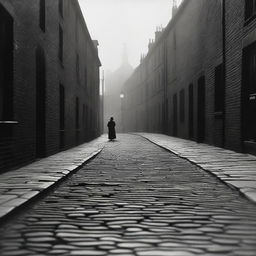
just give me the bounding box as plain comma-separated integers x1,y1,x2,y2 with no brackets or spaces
79,0,182,72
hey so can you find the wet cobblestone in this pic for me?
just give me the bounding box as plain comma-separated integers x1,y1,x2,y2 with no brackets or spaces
0,134,256,255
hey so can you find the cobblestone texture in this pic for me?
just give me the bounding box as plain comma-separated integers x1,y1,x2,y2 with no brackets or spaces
138,133,256,203
0,134,256,256
0,136,105,219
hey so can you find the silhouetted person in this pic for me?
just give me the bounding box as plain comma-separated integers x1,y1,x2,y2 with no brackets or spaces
107,117,116,141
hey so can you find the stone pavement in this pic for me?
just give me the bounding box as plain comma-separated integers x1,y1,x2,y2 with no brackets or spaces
0,134,256,256
0,136,106,221
138,133,256,204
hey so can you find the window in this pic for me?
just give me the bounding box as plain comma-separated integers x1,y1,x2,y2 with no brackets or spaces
242,43,256,141
59,25,63,63
0,6,13,121
39,0,46,32
197,76,206,143
245,0,256,21
58,0,63,18
188,84,194,138
214,63,225,113
179,89,185,123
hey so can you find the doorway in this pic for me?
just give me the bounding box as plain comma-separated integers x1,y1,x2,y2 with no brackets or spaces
36,47,46,158
189,84,194,139
0,4,13,123
242,43,256,152
197,76,206,143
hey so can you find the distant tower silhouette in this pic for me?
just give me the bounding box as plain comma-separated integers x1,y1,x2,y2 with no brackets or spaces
172,0,178,17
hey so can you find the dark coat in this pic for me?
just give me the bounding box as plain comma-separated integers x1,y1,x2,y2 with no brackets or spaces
107,120,116,140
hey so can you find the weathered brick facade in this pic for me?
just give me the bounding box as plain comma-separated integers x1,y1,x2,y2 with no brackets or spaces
0,0,101,172
123,0,256,154
225,0,256,153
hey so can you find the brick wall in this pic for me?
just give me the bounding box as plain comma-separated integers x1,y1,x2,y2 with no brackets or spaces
123,0,224,146
224,0,244,151
166,0,223,144
225,0,256,152
0,0,101,172
123,0,256,153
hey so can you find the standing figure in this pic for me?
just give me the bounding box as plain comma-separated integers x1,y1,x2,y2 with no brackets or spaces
107,117,116,141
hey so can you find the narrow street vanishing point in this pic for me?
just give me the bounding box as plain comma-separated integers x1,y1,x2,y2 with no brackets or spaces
0,135,256,256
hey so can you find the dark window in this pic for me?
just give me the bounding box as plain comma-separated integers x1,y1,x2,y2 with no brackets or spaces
242,43,256,142
214,63,225,113
58,0,63,18
39,0,46,32
188,84,194,138
0,6,13,121
59,84,65,149
197,76,206,143
59,25,63,63
179,89,185,123
76,54,80,83
245,0,256,21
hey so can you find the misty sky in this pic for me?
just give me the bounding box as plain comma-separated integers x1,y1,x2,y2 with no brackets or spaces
79,0,182,72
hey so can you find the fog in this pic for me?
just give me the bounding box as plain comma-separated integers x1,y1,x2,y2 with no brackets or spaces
78,0,182,131
79,0,182,72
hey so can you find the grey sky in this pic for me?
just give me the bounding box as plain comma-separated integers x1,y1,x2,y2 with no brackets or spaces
79,0,181,72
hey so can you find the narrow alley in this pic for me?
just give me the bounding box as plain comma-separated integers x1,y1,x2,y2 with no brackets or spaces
1,135,256,256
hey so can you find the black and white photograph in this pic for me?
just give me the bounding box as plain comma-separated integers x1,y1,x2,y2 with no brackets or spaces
0,0,256,255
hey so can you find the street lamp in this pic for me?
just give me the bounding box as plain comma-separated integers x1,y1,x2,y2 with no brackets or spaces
120,93,124,99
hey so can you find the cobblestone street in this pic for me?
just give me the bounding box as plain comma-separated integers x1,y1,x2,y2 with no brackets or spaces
0,134,256,256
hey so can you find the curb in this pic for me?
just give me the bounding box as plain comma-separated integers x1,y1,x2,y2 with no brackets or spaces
137,133,256,205
0,139,105,224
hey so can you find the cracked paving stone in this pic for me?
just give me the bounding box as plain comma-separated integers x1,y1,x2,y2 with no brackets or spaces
0,134,256,255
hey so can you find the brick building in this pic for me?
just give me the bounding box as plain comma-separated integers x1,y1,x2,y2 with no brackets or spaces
123,0,256,155
0,0,101,172
225,0,256,153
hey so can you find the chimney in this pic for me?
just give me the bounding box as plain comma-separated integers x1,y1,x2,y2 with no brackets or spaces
155,26,163,41
93,40,99,52
148,39,154,51
140,54,146,63
172,0,178,17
